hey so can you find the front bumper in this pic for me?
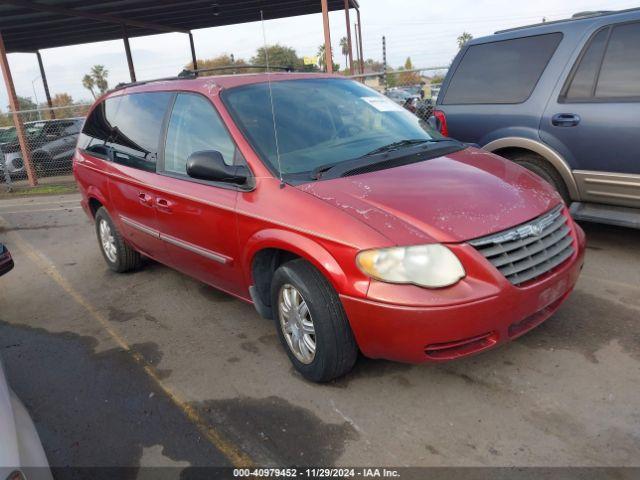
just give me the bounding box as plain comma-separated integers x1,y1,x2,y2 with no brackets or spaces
341,223,586,363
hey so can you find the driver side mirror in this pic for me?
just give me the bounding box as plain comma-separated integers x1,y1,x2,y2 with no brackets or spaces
186,150,249,185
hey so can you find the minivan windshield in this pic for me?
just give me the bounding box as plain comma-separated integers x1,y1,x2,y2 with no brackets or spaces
223,78,448,178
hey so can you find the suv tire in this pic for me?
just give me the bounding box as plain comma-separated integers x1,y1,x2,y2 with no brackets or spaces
271,259,358,382
510,152,570,204
95,207,142,273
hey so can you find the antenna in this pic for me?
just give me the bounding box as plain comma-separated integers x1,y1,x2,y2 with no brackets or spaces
260,10,285,188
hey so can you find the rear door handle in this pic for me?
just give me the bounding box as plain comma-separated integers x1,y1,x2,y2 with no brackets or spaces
552,113,580,127
138,192,154,207
155,197,174,212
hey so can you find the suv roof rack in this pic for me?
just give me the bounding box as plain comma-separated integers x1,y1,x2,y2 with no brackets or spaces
495,7,640,34
112,64,298,92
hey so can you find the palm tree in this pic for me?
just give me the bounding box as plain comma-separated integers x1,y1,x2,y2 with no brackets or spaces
82,74,96,99
317,44,326,71
91,65,109,94
457,32,473,50
339,36,349,69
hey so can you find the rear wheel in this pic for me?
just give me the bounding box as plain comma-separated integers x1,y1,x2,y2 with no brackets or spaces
508,152,570,204
94,207,141,273
271,259,358,382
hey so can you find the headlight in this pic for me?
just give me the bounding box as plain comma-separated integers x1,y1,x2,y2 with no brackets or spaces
356,244,465,288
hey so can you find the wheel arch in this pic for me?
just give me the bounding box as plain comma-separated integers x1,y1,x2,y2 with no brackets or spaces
243,229,354,314
484,137,579,200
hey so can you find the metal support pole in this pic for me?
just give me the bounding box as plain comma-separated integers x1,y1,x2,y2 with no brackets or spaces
122,25,136,82
354,22,361,75
320,0,333,74
356,8,364,74
36,51,54,119
344,0,354,75
382,35,387,93
189,32,198,70
0,31,37,186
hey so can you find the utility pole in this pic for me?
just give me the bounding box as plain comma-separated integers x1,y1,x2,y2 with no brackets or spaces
382,36,387,93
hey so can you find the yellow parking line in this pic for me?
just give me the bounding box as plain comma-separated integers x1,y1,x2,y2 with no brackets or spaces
0,206,83,215
0,198,80,208
0,215,254,468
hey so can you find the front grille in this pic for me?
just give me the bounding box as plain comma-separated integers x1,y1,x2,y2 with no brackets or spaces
469,205,574,286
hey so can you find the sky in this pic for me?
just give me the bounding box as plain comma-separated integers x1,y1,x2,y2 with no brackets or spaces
1,0,638,110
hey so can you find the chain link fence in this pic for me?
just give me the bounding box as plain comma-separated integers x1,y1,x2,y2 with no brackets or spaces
350,67,447,123
1,103,91,190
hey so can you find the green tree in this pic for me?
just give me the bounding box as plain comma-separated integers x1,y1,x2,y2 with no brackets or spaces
317,44,340,72
457,32,473,49
397,57,421,86
252,44,302,70
186,54,247,70
82,65,109,98
339,36,350,69
82,74,96,99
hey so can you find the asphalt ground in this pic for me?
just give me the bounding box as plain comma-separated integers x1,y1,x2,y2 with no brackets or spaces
0,193,638,474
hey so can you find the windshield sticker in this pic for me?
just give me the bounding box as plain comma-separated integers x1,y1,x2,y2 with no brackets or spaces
361,96,405,112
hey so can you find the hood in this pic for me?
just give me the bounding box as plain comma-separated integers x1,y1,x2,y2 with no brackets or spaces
298,147,561,245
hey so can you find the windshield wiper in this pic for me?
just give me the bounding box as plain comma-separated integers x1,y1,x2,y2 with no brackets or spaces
363,138,442,157
311,162,339,180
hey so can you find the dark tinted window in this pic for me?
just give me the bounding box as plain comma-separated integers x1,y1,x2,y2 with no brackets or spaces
565,28,609,100
79,93,171,171
163,93,237,175
443,33,562,104
596,22,640,98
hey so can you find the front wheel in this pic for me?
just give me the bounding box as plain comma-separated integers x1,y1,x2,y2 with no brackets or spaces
94,207,141,273
271,259,358,382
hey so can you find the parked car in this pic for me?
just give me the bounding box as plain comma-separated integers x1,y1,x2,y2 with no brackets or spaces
0,359,52,480
0,247,52,480
1,118,83,178
74,73,585,382
0,243,14,276
431,8,640,229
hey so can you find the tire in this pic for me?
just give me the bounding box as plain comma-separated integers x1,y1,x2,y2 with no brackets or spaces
94,207,142,273
509,152,571,204
271,259,358,382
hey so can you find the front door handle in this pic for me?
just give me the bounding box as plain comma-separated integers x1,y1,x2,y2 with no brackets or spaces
138,192,154,207
155,197,174,212
552,113,580,127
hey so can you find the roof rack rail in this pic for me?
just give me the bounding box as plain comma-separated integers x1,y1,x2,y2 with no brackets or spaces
495,7,640,34
113,73,194,92
111,64,300,92
178,64,296,77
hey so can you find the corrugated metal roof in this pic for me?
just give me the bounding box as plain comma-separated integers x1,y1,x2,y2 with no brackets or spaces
0,0,356,53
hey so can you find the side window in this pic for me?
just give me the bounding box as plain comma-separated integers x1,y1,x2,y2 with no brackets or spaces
563,22,640,102
107,92,172,172
596,22,640,98
564,28,609,100
442,33,562,104
163,93,237,175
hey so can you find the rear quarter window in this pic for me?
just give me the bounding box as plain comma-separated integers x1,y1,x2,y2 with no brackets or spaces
443,32,563,105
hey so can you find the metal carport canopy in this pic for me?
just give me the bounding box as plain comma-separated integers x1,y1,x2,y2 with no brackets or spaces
0,0,357,53
0,0,363,187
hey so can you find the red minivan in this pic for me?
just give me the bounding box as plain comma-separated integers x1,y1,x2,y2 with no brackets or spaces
74,73,585,382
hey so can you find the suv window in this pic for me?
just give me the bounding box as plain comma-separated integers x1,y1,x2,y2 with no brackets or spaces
564,22,640,101
564,28,608,100
163,93,237,175
443,33,562,105
596,22,640,98
79,92,172,172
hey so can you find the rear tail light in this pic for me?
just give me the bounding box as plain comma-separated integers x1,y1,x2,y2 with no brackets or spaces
433,109,449,137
